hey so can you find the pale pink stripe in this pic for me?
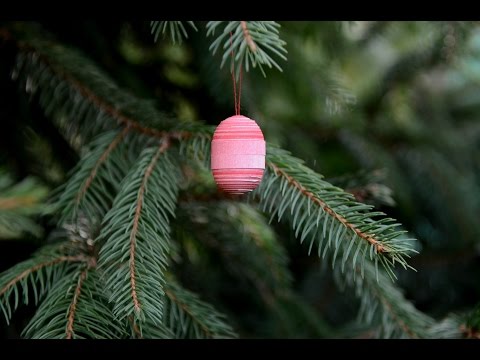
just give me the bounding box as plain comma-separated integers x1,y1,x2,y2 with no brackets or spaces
211,139,265,155
211,155,265,169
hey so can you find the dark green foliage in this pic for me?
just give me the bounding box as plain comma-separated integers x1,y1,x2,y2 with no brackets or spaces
151,21,198,44
23,268,126,339
98,144,179,328
337,260,434,338
53,130,149,228
0,243,77,324
0,170,48,239
163,279,236,338
177,201,292,296
0,20,479,339
207,21,287,78
255,146,416,280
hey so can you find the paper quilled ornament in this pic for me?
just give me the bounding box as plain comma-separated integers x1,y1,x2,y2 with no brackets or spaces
211,115,266,195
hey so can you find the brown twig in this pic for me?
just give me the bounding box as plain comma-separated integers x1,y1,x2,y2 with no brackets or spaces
165,289,212,338
130,139,171,314
269,162,386,254
240,21,257,52
0,255,87,297
76,127,129,205
128,315,143,339
65,269,87,339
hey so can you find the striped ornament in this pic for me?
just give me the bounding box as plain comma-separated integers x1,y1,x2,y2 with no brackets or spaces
211,115,266,195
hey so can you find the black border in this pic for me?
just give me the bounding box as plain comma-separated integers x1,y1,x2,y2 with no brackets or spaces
3,339,480,355
0,1,479,20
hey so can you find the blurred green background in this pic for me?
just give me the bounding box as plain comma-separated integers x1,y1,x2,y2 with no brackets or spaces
1,21,479,338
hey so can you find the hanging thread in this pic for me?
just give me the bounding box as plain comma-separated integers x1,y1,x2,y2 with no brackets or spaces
230,32,243,116
210,32,265,195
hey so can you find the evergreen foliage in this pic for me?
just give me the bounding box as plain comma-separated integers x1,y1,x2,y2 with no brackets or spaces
0,20,479,339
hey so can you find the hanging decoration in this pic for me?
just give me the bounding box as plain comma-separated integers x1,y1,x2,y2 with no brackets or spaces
210,34,266,195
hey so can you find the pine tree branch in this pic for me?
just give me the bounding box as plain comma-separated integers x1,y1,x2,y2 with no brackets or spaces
137,318,175,339
164,288,212,337
23,267,126,339
15,43,182,140
240,21,257,52
51,62,165,140
177,201,292,301
98,142,180,326
14,49,160,139
269,163,386,254
0,241,94,325
0,255,86,298
128,315,143,339
54,130,148,228
0,171,49,239
254,146,417,280
163,279,237,339
207,21,287,78
429,309,480,339
29,47,185,141
339,259,434,338
375,286,418,338
182,137,416,279
75,127,129,206
0,26,193,145
65,269,87,339
150,21,197,44
0,23,446,339
129,139,171,314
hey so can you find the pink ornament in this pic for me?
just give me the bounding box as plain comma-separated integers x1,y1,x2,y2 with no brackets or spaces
211,115,266,195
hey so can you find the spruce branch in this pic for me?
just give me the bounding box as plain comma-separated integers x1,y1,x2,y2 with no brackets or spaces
253,146,417,280
179,134,417,279
53,129,147,228
339,260,434,339
75,128,129,206
129,140,171,314
0,243,87,324
177,201,292,300
207,21,287,79
163,279,237,339
0,256,85,298
240,21,257,52
428,316,463,338
23,268,126,339
0,170,48,239
150,21,198,44
0,27,192,148
429,306,480,339
97,141,180,327
270,163,387,254
65,269,87,339
128,315,143,339
1,21,458,340
136,318,175,339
